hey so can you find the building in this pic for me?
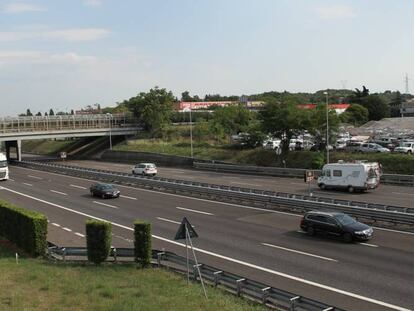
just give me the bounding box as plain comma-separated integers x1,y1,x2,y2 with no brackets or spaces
400,99,414,117
174,101,265,112
298,104,350,114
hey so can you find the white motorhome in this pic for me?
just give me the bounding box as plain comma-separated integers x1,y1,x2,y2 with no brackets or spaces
0,152,9,181
317,161,381,193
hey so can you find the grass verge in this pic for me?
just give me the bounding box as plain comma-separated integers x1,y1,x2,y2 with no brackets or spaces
0,238,266,311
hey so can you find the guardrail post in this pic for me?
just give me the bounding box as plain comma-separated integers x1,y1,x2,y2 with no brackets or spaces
112,247,117,263
213,271,223,287
261,286,271,304
62,248,66,262
193,264,202,281
290,296,300,311
157,252,165,267
236,278,246,297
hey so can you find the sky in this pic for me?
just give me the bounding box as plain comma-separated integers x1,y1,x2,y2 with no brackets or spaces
0,0,413,117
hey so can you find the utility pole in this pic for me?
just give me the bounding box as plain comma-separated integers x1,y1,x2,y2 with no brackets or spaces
324,91,329,164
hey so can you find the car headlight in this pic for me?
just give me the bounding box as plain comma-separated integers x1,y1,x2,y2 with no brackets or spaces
355,228,372,235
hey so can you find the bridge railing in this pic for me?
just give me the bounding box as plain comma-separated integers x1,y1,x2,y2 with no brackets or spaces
0,114,137,133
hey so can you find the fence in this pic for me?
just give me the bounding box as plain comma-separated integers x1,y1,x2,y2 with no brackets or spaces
12,161,414,231
47,244,344,311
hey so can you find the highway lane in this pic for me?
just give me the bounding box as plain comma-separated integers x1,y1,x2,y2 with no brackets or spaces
50,159,414,208
1,166,413,311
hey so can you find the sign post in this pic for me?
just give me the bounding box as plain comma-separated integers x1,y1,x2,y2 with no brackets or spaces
60,152,67,161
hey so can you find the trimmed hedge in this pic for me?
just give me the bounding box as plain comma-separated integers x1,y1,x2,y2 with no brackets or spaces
0,199,47,256
134,220,152,268
86,219,112,264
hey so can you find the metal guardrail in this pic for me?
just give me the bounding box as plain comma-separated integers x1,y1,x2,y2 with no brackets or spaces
12,161,414,230
193,162,414,187
47,244,345,311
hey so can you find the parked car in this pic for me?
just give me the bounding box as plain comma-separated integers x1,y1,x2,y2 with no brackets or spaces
132,163,158,176
344,141,363,153
90,183,120,199
372,137,399,151
264,140,281,150
300,211,373,242
357,143,390,153
394,141,414,154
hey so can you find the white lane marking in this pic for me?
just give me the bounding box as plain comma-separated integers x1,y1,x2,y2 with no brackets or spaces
157,217,196,227
28,175,42,180
62,227,72,232
176,206,214,215
22,183,33,186
13,166,414,236
8,178,14,181
51,223,60,227
113,164,125,167
70,184,87,190
261,243,338,262
93,201,119,209
157,217,181,225
75,232,85,238
120,195,137,200
230,181,261,187
358,242,379,248
50,190,68,196
1,185,410,311
392,192,414,196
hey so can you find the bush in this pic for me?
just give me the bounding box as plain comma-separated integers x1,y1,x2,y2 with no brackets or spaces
86,220,112,264
0,199,47,256
134,220,152,268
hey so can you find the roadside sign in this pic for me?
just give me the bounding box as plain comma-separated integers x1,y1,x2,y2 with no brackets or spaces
304,170,314,182
60,152,67,160
174,217,198,240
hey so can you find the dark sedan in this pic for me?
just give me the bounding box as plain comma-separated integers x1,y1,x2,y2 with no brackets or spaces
300,211,373,242
90,183,120,199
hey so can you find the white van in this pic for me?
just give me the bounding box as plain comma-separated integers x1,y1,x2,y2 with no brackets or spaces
0,152,9,181
317,161,381,193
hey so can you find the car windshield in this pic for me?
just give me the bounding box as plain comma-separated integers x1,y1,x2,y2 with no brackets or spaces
147,164,156,168
101,184,114,190
0,160,7,168
334,214,356,225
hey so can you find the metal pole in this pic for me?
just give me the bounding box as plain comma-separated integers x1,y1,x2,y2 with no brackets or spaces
186,225,207,299
189,105,193,158
185,223,189,285
108,114,112,150
326,93,329,162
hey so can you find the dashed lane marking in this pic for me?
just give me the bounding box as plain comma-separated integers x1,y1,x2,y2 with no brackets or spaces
50,190,68,196
28,175,42,180
176,206,214,215
261,242,338,262
93,201,119,209
75,232,85,238
358,242,379,248
157,217,196,227
8,178,14,181
51,223,60,227
120,195,137,200
70,184,87,189
22,183,33,186
1,185,409,311
62,227,72,232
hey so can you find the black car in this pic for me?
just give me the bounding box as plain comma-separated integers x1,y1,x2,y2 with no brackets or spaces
90,183,120,199
300,211,373,242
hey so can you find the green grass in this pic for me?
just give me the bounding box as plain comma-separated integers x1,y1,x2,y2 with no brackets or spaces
22,139,76,155
0,239,266,311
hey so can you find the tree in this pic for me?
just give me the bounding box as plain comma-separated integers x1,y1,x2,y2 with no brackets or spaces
181,91,200,102
348,86,389,121
126,87,174,137
49,109,55,116
340,104,369,126
308,104,340,150
260,98,311,154
209,104,254,136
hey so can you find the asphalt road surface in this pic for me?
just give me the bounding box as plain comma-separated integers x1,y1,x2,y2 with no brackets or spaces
1,165,413,311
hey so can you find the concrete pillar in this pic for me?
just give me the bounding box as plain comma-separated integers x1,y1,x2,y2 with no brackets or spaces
4,140,21,161
17,139,22,162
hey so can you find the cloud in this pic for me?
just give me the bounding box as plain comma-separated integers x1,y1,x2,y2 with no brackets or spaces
0,28,110,42
2,3,45,14
83,0,102,7
0,51,98,65
314,4,357,20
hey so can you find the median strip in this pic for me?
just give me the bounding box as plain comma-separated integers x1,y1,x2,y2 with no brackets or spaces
176,206,214,215
261,243,338,262
93,201,119,209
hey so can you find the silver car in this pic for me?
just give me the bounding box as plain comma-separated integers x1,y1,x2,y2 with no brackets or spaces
357,143,390,153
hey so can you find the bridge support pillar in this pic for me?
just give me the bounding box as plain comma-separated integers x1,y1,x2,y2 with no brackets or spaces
5,139,22,162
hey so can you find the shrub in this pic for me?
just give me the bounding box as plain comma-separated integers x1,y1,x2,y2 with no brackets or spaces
134,220,152,268
86,220,112,265
0,199,47,256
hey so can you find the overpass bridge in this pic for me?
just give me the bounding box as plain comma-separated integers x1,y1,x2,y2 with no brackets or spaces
0,114,140,161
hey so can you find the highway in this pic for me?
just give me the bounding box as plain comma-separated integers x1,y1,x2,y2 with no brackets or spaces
1,165,413,311
58,159,414,208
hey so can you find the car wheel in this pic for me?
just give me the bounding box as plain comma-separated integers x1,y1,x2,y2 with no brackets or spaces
307,226,315,236
101,193,106,199
348,186,354,193
343,232,353,243
319,183,326,190
90,191,94,197
408,150,412,155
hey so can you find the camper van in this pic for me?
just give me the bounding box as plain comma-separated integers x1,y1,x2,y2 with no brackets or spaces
317,161,381,193
0,152,9,181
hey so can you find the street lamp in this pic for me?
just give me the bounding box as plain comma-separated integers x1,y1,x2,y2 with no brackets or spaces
189,103,193,158
323,91,329,164
106,113,112,150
